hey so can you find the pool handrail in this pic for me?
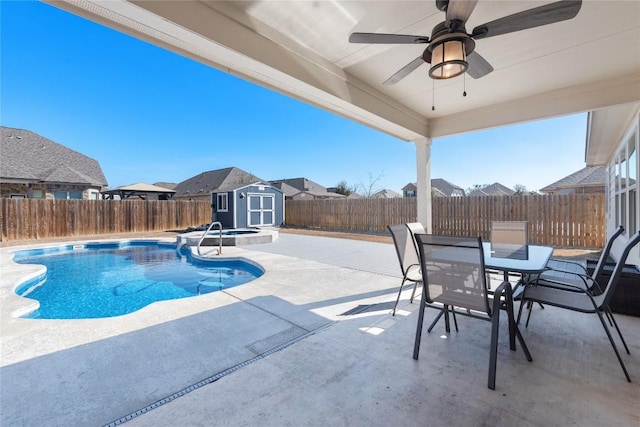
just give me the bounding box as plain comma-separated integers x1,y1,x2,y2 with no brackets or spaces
197,221,222,256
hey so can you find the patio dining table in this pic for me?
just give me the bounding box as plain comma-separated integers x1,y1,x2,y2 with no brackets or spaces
482,242,554,295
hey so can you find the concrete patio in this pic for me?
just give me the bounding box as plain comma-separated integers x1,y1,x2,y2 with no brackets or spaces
1,233,638,426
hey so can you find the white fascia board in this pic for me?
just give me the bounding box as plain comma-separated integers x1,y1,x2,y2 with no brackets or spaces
586,103,640,165
47,0,426,141
428,73,640,139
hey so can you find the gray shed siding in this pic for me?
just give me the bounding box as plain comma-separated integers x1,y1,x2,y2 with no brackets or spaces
212,184,284,229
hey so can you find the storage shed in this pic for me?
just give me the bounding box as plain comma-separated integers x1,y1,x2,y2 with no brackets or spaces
213,182,284,229
174,167,284,229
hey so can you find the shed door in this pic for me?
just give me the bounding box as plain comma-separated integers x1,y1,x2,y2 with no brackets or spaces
248,194,275,226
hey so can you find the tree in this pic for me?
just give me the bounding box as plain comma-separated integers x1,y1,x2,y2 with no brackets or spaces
358,171,384,197
513,184,528,195
466,183,489,195
334,180,355,196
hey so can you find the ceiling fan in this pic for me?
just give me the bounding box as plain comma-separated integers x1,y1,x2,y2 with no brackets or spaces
348,0,582,84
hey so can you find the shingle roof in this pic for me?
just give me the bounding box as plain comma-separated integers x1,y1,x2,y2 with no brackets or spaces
540,166,606,193
106,183,176,193
373,189,401,198
269,177,339,198
174,167,264,197
153,182,178,190
0,126,107,186
270,181,301,197
468,182,515,196
485,183,515,196
403,179,464,196
431,178,464,196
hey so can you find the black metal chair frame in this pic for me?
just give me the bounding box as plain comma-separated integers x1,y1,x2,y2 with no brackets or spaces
388,224,423,316
520,225,625,328
517,230,640,383
534,225,625,294
412,234,532,390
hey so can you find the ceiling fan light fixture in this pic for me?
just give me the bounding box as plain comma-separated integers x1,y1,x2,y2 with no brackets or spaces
428,39,467,79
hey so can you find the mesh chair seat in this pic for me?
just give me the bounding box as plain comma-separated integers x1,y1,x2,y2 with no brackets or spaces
387,224,424,316
521,226,626,325
518,231,640,383
413,233,532,390
521,285,606,313
529,226,625,294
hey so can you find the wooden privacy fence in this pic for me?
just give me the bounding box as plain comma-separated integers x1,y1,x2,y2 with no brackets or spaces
285,193,606,248
0,199,212,241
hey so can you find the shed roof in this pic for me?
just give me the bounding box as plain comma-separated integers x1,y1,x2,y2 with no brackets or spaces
174,167,264,197
0,126,107,186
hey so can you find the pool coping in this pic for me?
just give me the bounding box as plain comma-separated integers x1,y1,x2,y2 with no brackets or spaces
0,237,263,322
178,228,278,246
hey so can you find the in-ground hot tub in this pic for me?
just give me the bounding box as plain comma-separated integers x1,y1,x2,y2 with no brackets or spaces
178,228,278,247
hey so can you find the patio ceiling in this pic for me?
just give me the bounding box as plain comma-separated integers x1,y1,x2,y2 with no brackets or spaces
47,1,640,143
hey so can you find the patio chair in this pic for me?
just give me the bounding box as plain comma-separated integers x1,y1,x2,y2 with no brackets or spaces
404,222,458,332
388,224,430,316
533,225,624,293
517,231,640,382
412,234,532,390
490,221,529,260
520,226,625,327
488,221,529,284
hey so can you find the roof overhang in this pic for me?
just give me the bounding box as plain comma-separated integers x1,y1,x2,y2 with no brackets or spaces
585,102,640,166
45,1,640,143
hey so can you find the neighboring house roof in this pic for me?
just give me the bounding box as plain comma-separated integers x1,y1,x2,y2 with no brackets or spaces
102,182,176,200
153,181,178,190
469,182,515,197
372,189,401,198
103,182,176,194
540,166,606,194
174,167,264,198
467,188,489,197
271,181,302,198
0,126,107,187
403,179,464,196
270,177,343,198
431,178,464,197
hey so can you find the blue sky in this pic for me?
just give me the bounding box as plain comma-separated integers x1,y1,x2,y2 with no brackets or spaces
1,1,588,193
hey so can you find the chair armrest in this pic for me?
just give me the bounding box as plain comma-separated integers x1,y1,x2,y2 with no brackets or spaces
540,267,591,284
491,281,512,314
537,269,605,294
546,258,588,274
493,280,510,296
532,275,590,293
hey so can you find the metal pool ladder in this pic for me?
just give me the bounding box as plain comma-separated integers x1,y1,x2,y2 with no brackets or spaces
197,221,222,256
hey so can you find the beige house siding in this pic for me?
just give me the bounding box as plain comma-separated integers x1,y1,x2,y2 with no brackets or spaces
0,182,101,199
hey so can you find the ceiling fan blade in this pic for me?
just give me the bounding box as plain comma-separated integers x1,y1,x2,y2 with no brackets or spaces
446,0,478,24
383,57,425,85
466,51,493,79
349,32,429,44
471,0,582,40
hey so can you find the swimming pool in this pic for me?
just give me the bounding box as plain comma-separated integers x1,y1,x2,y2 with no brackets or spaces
12,242,264,319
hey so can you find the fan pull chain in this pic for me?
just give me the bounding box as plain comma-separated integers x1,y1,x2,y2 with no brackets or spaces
463,73,467,97
432,78,435,111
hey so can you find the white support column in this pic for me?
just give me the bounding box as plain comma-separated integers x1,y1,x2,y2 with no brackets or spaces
414,137,432,233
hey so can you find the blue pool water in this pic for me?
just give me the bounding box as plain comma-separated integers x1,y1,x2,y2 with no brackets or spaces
13,242,263,319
